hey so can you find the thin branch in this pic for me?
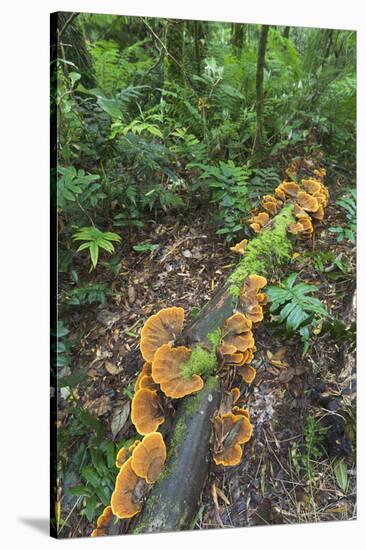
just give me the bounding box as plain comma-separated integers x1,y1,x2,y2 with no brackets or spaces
58,12,79,39
140,17,197,92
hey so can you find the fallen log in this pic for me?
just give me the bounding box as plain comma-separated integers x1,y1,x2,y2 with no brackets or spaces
132,376,221,533
131,204,296,533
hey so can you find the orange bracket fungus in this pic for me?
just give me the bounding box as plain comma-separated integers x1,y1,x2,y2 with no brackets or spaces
249,222,262,234
302,178,321,195
249,211,270,233
91,506,114,537
140,307,185,362
115,440,140,469
261,195,279,216
131,388,165,435
111,457,147,519
138,375,158,391
296,191,319,212
239,274,267,323
238,364,256,384
230,239,248,255
130,158,328,534
213,410,253,466
231,387,241,404
152,344,204,399
221,312,255,353
280,181,301,197
311,204,325,221
134,362,152,392
131,432,167,484
274,185,286,201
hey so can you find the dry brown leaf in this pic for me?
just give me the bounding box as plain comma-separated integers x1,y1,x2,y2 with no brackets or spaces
85,395,112,417
128,286,136,304
111,401,131,440
104,361,123,375
279,365,306,384
97,310,121,328
215,485,231,505
326,503,348,514
267,347,288,368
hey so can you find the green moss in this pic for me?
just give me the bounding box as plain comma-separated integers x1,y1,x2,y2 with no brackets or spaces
180,328,221,379
181,346,217,379
207,327,222,349
229,204,295,297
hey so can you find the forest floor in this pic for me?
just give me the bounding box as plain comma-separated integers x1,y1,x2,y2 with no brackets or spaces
58,165,356,538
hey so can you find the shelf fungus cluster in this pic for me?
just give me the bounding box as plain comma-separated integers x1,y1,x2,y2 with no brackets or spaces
241,162,328,242
92,306,214,533
111,433,167,519
89,158,330,533
277,167,329,239
247,195,284,234
213,274,268,467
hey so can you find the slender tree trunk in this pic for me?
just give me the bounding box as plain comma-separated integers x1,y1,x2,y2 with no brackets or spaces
164,19,185,84
232,23,246,56
253,25,270,158
283,26,290,39
193,21,202,75
57,12,97,89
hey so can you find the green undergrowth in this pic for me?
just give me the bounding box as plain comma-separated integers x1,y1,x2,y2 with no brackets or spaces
229,204,295,297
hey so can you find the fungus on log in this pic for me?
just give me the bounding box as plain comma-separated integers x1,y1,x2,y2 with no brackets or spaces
238,364,257,384
134,362,152,392
131,432,167,484
131,388,165,435
111,457,148,519
213,410,253,466
296,191,319,212
132,376,221,533
230,238,248,255
280,181,300,197
140,307,185,362
131,204,296,533
152,344,204,398
91,506,114,537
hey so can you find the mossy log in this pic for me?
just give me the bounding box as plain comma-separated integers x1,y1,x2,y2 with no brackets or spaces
131,204,296,533
133,376,221,533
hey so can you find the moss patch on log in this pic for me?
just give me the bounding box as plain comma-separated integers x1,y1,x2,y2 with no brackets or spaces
181,346,217,378
229,204,295,297
181,328,221,379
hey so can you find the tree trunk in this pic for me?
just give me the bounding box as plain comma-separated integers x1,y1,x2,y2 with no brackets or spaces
57,12,97,89
253,25,270,158
164,19,185,84
283,26,290,39
232,23,246,56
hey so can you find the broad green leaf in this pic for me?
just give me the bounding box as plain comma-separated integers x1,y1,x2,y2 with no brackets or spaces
84,495,98,522
81,466,100,488
89,242,99,268
334,459,348,492
67,485,92,497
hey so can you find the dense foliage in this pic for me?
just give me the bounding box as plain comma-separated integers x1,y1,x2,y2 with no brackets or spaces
52,16,356,283
51,14,356,534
